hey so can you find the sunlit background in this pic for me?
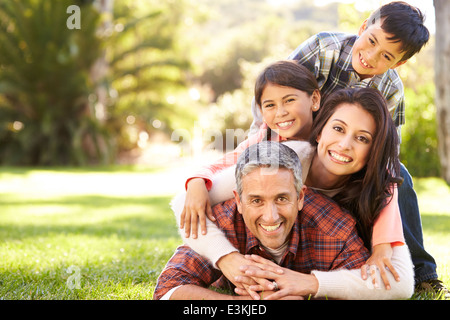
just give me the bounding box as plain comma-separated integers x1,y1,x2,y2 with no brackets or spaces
0,0,442,184
0,0,449,301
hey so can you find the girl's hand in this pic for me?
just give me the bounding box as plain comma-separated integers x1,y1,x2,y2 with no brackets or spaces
361,243,400,290
181,178,214,238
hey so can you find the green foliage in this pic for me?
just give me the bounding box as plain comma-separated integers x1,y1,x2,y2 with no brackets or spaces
338,3,370,32
0,0,109,165
105,0,193,152
400,84,440,177
187,0,337,150
193,0,337,101
0,0,193,165
398,40,440,177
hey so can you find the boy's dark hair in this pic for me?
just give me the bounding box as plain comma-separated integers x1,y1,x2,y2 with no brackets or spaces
254,60,319,106
367,1,430,61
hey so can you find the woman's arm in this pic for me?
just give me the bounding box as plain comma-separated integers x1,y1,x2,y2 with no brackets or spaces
372,185,405,247
312,245,414,300
236,245,414,300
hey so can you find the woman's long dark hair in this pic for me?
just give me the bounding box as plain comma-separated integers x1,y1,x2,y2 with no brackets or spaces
309,88,403,249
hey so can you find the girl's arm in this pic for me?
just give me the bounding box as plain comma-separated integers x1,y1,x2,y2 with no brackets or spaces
171,190,239,267
185,126,268,192
181,127,268,238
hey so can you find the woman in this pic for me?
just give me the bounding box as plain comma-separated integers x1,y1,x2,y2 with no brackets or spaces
307,87,403,249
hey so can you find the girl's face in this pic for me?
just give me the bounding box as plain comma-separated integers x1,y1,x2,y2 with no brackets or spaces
316,103,376,177
260,83,319,140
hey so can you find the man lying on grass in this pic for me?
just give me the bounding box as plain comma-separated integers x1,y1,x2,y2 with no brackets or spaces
153,142,413,300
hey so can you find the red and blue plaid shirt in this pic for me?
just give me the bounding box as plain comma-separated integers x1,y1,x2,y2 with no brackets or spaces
153,188,369,300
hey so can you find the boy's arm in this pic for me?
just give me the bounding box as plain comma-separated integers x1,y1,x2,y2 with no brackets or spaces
287,33,329,88
288,33,321,67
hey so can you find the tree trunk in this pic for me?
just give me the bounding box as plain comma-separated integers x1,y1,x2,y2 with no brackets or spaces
434,0,450,183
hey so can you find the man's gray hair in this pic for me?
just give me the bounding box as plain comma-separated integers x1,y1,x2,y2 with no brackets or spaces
235,141,303,196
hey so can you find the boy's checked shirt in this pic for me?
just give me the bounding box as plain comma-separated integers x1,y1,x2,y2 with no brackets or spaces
250,32,405,135
153,188,369,300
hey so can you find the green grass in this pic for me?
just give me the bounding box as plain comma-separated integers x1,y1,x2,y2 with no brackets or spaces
409,177,450,300
0,167,449,300
0,166,182,300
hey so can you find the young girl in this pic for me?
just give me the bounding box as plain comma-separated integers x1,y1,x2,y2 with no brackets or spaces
171,62,412,298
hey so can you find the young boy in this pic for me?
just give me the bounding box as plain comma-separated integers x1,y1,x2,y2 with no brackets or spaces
248,1,448,298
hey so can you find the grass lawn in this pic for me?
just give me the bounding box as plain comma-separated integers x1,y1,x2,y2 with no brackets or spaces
0,166,449,300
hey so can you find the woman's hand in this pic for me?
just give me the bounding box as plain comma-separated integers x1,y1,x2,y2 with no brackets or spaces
181,178,215,238
361,243,400,290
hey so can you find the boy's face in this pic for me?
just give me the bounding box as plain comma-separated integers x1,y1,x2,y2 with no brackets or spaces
351,19,407,79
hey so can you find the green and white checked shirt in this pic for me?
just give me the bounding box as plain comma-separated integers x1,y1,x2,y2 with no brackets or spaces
250,32,405,135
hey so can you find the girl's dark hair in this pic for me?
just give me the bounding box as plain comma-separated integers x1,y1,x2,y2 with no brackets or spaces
309,88,403,249
255,60,319,106
367,1,429,62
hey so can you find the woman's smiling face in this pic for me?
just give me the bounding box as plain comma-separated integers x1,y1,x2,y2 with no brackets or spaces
316,102,376,177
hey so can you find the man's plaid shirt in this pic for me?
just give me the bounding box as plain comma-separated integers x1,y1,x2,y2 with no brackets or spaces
250,32,405,134
153,188,369,300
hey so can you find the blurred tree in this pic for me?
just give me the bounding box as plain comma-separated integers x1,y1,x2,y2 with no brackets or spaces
397,38,440,177
189,0,336,151
194,0,337,101
434,0,450,183
103,0,192,153
0,0,107,165
0,0,193,165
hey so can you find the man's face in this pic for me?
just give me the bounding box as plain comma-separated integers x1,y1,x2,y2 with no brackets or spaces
233,167,304,250
351,19,406,79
